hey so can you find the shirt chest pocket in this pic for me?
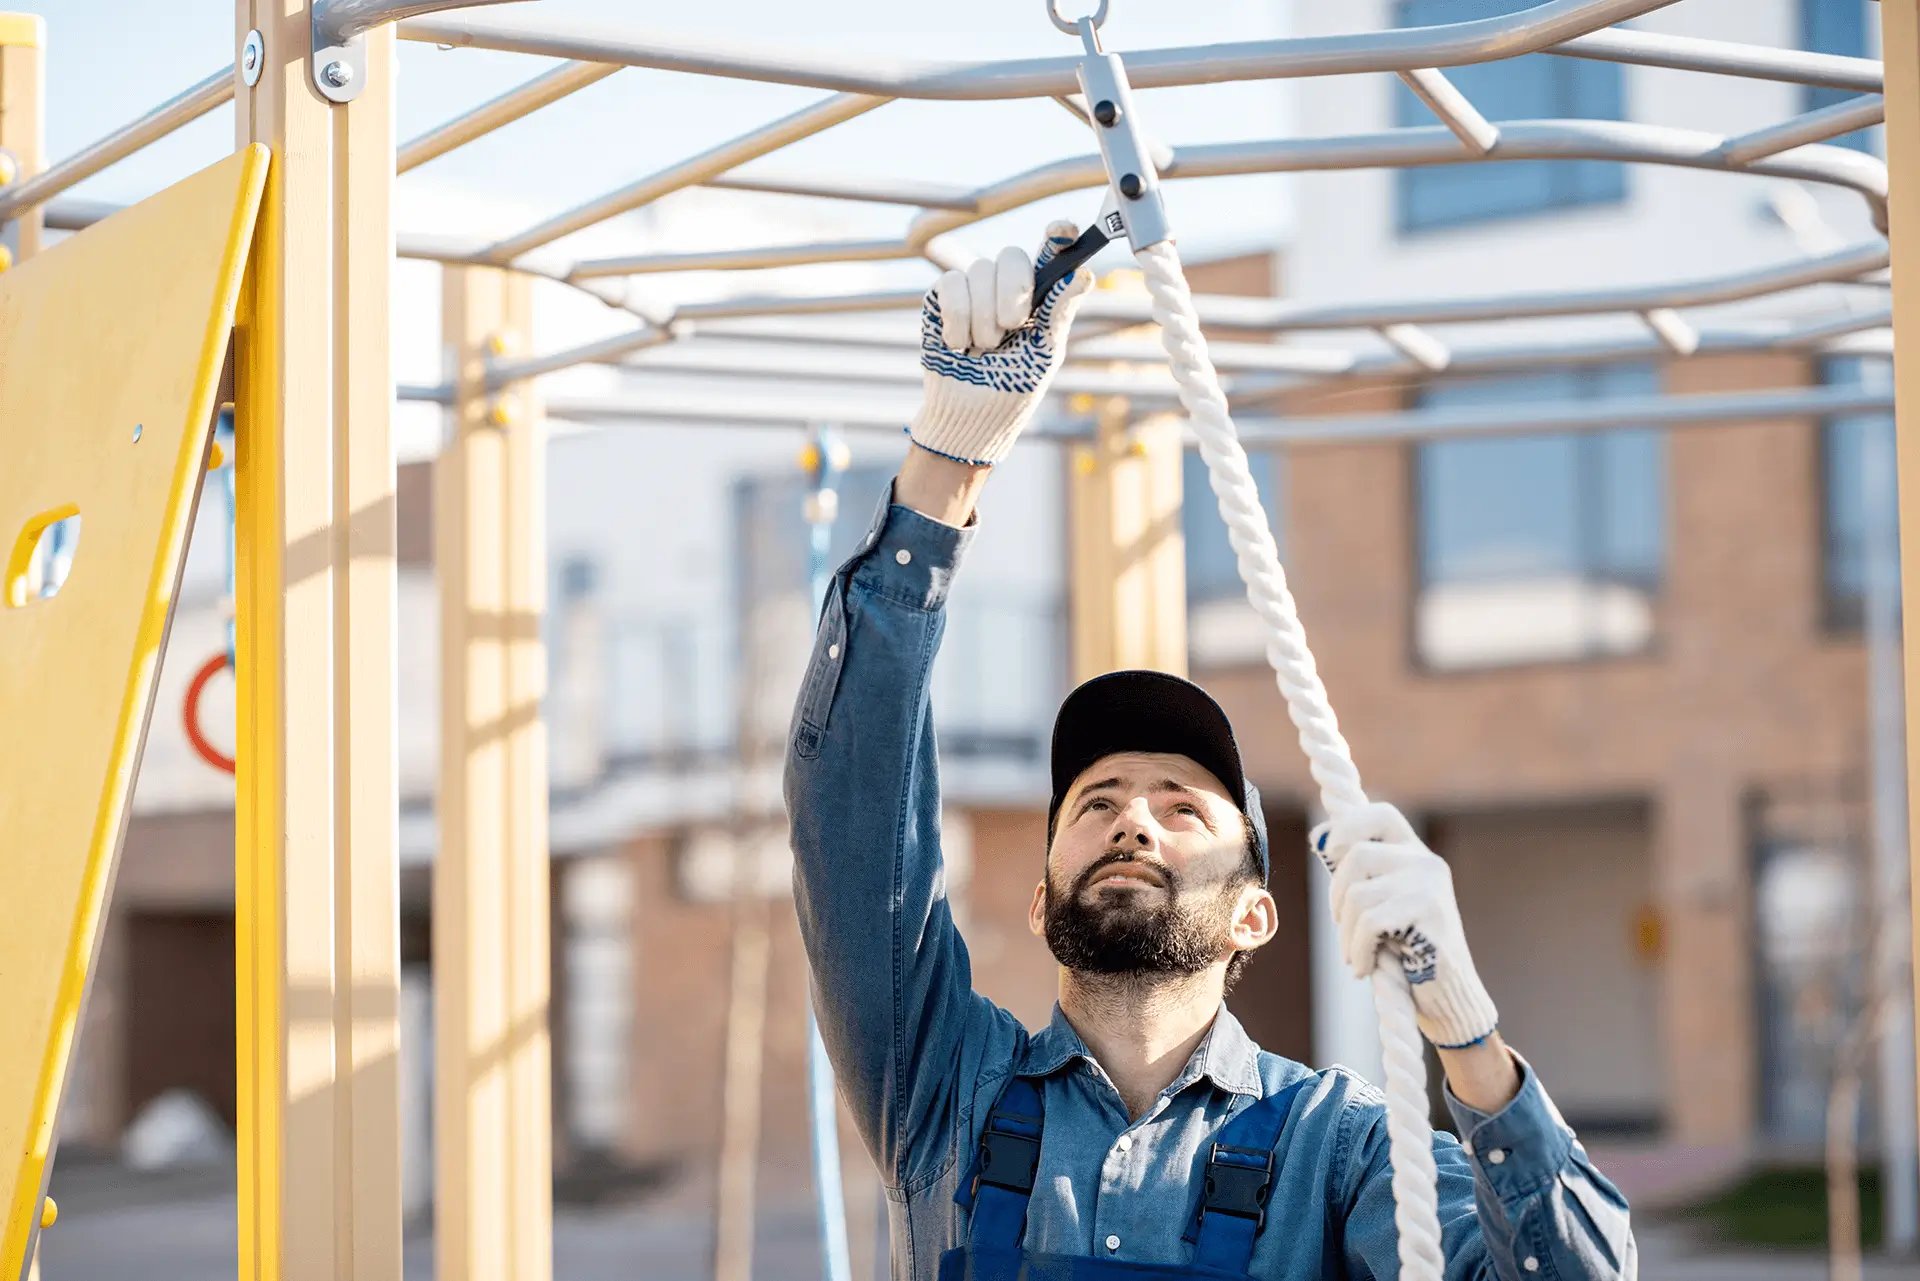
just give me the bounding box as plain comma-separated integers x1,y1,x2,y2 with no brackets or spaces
791,576,849,760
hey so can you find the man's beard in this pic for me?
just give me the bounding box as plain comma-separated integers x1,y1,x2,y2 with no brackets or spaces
1042,850,1238,977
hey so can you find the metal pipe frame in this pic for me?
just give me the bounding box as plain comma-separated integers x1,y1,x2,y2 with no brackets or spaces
1721,93,1886,165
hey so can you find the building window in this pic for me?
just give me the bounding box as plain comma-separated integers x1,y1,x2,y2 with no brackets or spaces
1184,450,1284,667
1802,0,1877,153
1820,356,1897,631
1394,0,1627,233
1414,366,1663,670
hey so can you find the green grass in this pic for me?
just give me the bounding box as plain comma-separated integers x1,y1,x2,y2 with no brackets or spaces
1680,1166,1883,1250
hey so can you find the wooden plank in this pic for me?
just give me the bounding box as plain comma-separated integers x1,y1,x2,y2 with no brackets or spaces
0,145,267,1281
231,4,402,1277
435,266,553,1281
1877,0,1920,1199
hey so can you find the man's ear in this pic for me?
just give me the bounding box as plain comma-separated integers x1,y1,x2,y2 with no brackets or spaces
1027,880,1048,937
1231,886,1279,954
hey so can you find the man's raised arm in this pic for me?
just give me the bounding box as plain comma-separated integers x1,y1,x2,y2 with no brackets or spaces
783,225,1092,1188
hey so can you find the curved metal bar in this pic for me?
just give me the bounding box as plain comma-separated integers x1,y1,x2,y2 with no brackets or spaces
702,171,981,212
398,0,1679,100
902,119,1890,253
317,0,526,46
399,61,619,172
0,67,232,221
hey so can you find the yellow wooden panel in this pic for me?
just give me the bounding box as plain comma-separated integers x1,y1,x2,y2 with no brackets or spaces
0,144,268,1279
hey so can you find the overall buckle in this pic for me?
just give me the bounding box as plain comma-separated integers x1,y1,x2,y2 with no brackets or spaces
1202,1141,1275,1230
977,1127,1042,1194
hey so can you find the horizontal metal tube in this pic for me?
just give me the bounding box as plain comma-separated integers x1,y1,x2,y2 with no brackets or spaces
398,0,1676,100
703,170,980,211
399,61,619,172
570,237,912,279
1552,26,1882,93
483,92,888,261
1231,384,1894,446
0,67,233,220
486,324,680,388
1721,94,1885,166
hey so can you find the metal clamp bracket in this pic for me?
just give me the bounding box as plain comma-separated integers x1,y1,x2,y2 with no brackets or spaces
311,5,366,104
1071,34,1173,253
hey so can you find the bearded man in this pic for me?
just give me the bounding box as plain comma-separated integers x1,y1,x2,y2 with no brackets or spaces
784,225,1635,1281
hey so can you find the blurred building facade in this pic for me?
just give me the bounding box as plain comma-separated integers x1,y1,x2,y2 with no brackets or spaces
56,0,1906,1256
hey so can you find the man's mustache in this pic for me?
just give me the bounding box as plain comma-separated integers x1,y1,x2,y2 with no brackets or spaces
1070,849,1177,897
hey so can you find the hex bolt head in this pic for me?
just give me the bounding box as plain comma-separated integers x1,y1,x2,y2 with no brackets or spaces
1119,173,1144,200
322,60,354,89
1093,99,1120,127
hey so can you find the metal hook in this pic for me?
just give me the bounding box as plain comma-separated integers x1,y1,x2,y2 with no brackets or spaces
1047,0,1109,38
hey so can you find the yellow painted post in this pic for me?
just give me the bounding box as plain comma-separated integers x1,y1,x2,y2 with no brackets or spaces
435,266,554,1281
1067,395,1189,683
0,12,42,267
230,4,402,1278
1879,0,1920,1197
0,21,43,1277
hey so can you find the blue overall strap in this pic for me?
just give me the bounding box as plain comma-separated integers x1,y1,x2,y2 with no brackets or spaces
1187,1076,1314,1274
957,1075,1047,1251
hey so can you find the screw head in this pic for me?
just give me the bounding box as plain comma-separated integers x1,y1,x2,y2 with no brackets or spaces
1119,172,1144,200
1093,99,1120,127
322,60,353,88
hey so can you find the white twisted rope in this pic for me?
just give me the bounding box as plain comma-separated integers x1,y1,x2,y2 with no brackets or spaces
1137,239,1445,1281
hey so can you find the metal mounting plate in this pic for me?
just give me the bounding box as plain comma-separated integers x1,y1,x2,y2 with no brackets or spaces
311,9,365,104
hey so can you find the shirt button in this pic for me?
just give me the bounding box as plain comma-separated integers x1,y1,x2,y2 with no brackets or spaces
1105,1235,1120,1253
894,548,912,565
1116,1135,1132,1153
1523,1257,1539,1272
1461,1141,1474,1157
1488,1149,1507,1165
827,643,840,659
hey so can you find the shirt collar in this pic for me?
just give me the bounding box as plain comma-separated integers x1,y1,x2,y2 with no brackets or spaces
1016,1002,1264,1100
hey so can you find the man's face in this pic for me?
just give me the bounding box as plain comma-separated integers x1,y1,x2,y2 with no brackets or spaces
1029,751,1272,978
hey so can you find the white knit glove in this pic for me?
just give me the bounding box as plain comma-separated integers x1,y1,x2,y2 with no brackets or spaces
907,222,1094,467
1312,802,1500,1051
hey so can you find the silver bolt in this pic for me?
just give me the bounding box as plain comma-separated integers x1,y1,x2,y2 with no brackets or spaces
241,31,264,87
322,60,353,89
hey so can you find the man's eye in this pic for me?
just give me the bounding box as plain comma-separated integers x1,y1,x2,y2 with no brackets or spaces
1085,798,1113,813
1172,803,1199,818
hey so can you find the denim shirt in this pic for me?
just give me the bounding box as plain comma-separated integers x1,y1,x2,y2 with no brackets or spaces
785,493,1637,1280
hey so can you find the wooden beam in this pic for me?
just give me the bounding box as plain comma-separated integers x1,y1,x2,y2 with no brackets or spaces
0,11,42,264
231,4,402,1277
1068,395,1189,682
1877,0,1920,1199
435,265,553,1281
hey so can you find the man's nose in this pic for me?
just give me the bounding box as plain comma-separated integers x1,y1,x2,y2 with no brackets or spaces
1109,797,1156,849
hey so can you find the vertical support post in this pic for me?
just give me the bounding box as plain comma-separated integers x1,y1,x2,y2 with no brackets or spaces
1,28,47,1280
435,265,553,1281
1068,395,1188,683
1877,0,1920,1245
231,5,402,1278
0,12,42,267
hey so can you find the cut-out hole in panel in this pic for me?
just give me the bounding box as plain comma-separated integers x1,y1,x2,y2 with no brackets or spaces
5,507,83,607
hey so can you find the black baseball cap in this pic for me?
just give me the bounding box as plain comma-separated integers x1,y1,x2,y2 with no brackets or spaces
1048,669,1269,881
